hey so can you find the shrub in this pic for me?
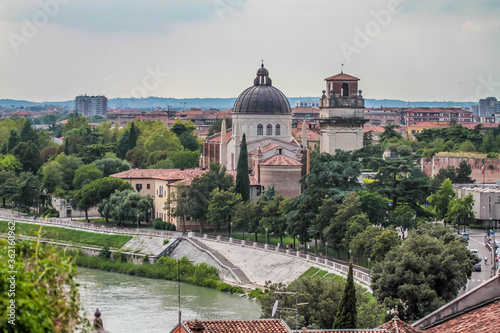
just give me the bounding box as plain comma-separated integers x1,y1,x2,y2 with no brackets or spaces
143,255,150,264
113,250,128,263
487,152,499,159
153,218,164,230
163,239,170,245
470,224,489,230
249,288,265,300
98,246,111,260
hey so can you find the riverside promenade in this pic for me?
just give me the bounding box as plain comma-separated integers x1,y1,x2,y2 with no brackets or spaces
0,209,372,290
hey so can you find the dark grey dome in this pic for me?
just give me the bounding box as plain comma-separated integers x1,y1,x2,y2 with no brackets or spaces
233,64,291,114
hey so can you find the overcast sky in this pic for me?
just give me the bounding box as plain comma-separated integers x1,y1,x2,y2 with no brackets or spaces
1,0,499,103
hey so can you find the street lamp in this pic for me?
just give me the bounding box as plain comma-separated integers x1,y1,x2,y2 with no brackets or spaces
265,228,268,245
348,249,352,261
368,258,371,277
137,213,140,232
325,242,328,261
230,222,233,239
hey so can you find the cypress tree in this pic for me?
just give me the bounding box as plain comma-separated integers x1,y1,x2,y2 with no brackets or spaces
2,129,21,154
64,138,69,156
117,130,129,160
235,133,250,201
333,261,357,329
20,120,38,145
128,122,137,151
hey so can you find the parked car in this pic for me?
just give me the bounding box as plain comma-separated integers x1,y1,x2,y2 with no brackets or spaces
470,249,479,255
473,263,482,272
461,233,470,240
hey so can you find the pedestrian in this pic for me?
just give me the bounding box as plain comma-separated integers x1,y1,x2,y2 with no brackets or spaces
485,256,488,265
286,244,289,250
277,242,280,248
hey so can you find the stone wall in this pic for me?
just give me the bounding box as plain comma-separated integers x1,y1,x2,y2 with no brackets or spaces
259,165,302,198
421,156,500,183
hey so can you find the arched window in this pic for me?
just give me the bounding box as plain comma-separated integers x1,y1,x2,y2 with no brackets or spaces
257,124,263,135
342,83,349,97
266,124,272,135
275,124,280,135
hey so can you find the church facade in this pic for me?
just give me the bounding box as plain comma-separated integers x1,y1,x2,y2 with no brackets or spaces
202,65,366,198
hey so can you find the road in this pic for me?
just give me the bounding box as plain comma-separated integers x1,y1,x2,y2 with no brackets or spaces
465,228,497,291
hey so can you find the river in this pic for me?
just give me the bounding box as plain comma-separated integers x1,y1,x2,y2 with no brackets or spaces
76,267,262,332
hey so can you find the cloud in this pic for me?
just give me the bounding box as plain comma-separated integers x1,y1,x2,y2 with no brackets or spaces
1,0,223,34
462,21,483,33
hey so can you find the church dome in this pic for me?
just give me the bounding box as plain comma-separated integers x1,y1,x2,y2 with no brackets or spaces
233,64,291,114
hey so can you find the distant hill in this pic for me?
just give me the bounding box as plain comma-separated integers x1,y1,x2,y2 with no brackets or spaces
0,97,477,110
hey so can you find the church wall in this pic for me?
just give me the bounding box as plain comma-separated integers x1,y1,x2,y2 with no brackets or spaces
259,165,302,198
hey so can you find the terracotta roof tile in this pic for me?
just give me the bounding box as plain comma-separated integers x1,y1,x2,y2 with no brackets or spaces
300,330,386,333
423,299,500,333
182,319,291,332
378,318,422,333
260,155,302,166
324,73,360,81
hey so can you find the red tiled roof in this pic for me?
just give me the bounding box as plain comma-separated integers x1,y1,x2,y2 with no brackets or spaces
302,330,386,333
378,318,422,333
291,107,320,114
363,125,386,133
111,167,258,186
461,122,498,129
207,129,232,143
408,122,449,128
423,299,500,333
260,155,302,166
325,73,360,81
182,319,291,333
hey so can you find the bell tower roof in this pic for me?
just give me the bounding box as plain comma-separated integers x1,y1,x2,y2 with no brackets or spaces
325,73,360,81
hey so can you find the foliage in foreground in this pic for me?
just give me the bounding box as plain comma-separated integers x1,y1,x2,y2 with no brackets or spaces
260,277,384,330
0,239,87,332
0,221,132,248
72,250,244,294
371,223,479,322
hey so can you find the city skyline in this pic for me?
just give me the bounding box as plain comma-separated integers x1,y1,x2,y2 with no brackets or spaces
1,0,499,102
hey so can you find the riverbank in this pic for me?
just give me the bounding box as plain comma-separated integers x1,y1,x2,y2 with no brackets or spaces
66,248,247,295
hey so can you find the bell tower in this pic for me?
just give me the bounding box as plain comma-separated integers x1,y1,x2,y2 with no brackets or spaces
319,72,367,153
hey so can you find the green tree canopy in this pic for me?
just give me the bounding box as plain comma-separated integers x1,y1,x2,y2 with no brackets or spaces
371,224,477,322
10,141,43,173
20,120,38,145
427,178,456,221
207,188,242,232
94,157,131,177
98,189,153,226
73,163,104,189
445,194,475,233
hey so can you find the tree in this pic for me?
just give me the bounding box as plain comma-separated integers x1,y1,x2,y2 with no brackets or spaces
0,240,85,332
0,154,22,173
5,172,40,214
98,189,153,226
37,130,54,150
20,120,38,145
349,226,380,263
371,227,401,262
260,277,384,330
445,194,475,233
358,190,388,227
73,163,104,189
94,157,131,177
168,150,200,169
455,160,474,183
116,129,129,159
367,156,430,216
333,261,357,329
185,164,234,233
388,205,420,239
128,122,137,151
233,200,259,241
0,129,21,154
260,195,288,245
302,150,362,200
149,159,175,169
235,133,250,201
74,177,133,220
371,224,477,322
207,188,242,232
166,185,191,231
125,146,148,168
10,141,43,173
427,178,456,223
207,118,232,137
144,126,182,153
0,169,16,207
179,131,200,151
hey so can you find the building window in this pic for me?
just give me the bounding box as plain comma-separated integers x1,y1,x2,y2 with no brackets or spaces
266,124,272,135
135,184,142,192
257,124,263,135
275,124,280,135
159,186,164,197
147,184,150,189
342,83,349,97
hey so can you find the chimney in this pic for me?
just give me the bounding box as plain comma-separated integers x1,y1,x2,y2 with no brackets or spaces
189,319,204,333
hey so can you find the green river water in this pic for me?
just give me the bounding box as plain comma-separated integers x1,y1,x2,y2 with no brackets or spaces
76,267,262,332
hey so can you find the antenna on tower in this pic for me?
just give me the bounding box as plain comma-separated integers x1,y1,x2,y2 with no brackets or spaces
341,63,344,73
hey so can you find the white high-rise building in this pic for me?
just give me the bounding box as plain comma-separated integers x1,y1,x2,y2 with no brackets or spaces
75,95,108,117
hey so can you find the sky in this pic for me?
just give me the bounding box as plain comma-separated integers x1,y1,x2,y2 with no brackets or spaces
0,0,499,103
